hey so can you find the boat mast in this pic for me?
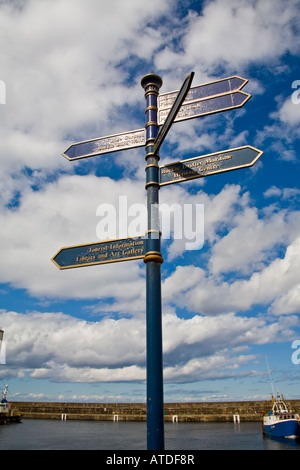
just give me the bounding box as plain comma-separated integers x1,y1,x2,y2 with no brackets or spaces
266,356,276,398
1,384,8,402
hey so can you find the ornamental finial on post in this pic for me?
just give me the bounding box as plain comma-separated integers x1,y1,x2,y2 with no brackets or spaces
141,73,163,96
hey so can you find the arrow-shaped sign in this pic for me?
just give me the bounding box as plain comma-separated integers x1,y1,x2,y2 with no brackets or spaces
158,75,248,110
62,128,145,161
158,90,251,125
52,236,145,269
154,71,194,155
159,146,263,186
62,76,250,161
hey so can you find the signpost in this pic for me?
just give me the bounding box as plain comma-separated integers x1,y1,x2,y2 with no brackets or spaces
62,75,249,161
158,75,248,109
159,90,250,124
52,236,145,270
159,146,263,186
158,75,250,124
52,71,263,450
62,128,145,160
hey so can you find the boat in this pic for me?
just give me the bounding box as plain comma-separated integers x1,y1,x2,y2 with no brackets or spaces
262,393,300,438
0,385,22,424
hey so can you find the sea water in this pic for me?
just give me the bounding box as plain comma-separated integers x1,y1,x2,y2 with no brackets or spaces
0,419,299,450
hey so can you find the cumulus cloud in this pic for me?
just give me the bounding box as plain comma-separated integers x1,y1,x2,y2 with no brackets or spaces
1,171,299,320
155,0,300,81
210,205,300,275
163,235,300,317
264,185,300,201
274,96,300,127
0,309,297,384
0,0,299,395
0,0,171,199
255,82,300,162
0,173,147,300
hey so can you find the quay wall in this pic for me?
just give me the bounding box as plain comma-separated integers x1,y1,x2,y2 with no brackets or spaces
12,400,300,422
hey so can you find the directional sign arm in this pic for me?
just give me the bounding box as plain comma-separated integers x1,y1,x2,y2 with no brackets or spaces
158,75,248,110
62,128,145,161
52,236,145,269
154,71,194,155
62,76,251,161
159,146,263,186
158,90,251,125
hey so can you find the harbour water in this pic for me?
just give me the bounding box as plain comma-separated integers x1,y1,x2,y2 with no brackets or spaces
0,419,300,450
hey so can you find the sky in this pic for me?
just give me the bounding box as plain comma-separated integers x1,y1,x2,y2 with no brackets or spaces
0,0,300,404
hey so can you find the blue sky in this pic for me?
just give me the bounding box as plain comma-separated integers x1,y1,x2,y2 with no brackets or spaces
0,0,300,404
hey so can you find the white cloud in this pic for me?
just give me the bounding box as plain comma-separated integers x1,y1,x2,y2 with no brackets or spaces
256,89,300,161
210,205,300,275
0,0,299,396
0,0,171,190
274,97,300,127
0,308,296,384
162,234,300,317
30,363,145,383
0,173,146,300
264,185,300,200
271,284,300,316
160,183,245,260
1,171,299,321
155,0,300,77
1,309,146,369
263,186,284,199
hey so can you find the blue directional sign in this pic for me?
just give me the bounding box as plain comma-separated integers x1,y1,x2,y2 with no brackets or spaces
159,90,251,124
52,236,145,269
62,129,145,161
62,76,250,161
159,146,263,186
158,75,248,110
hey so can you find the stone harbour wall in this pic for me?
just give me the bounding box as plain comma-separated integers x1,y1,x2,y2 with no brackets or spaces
12,400,300,422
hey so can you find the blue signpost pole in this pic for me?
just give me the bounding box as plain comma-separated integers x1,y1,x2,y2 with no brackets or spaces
141,73,164,450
